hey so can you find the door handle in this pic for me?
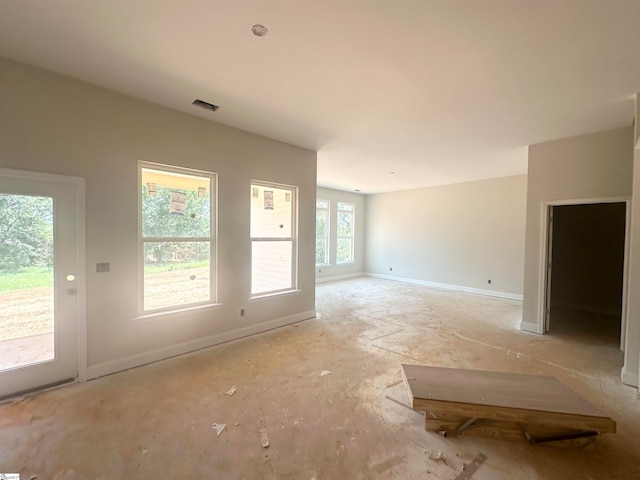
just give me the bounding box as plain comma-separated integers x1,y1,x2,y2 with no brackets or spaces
65,288,77,296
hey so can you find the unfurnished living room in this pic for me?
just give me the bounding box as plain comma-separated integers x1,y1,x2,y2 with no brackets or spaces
1,1,640,479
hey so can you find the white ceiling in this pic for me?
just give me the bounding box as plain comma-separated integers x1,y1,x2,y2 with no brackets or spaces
1,1,639,194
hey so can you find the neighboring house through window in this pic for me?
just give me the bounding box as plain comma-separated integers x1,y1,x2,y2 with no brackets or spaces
251,182,297,296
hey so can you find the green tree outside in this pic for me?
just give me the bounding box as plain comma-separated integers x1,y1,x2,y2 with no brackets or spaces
0,194,53,270
316,209,327,264
141,185,210,267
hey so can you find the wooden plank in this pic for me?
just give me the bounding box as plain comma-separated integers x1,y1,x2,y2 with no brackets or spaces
425,412,595,440
401,364,616,435
424,415,596,447
414,398,615,433
401,364,607,417
425,414,525,441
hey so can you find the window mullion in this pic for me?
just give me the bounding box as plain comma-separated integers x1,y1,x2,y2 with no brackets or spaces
142,237,211,242
251,237,293,242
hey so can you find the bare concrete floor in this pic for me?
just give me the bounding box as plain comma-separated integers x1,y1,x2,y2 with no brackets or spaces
1,277,639,479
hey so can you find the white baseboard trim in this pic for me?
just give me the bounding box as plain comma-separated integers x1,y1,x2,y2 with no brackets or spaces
520,321,542,334
86,309,316,380
315,272,365,284
365,273,523,301
621,366,639,388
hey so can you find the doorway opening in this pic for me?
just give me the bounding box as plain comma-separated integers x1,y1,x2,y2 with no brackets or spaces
544,202,627,349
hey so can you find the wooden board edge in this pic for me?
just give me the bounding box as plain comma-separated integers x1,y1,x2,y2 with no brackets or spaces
414,399,616,434
400,363,417,409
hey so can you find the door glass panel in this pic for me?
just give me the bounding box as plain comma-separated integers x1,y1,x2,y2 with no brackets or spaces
0,194,54,371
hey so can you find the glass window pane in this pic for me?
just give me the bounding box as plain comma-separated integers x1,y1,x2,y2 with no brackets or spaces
315,237,327,264
337,202,353,211
250,184,292,238
144,241,210,310
316,210,327,237
141,168,210,238
337,212,352,236
316,199,329,209
252,241,292,294
337,238,353,263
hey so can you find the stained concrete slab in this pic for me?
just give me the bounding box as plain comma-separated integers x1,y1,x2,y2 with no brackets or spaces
0,277,638,479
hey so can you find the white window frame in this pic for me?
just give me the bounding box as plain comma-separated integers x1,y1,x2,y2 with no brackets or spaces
138,162,218,315
316,199,330,266
336,201,355,264
250,180,298,298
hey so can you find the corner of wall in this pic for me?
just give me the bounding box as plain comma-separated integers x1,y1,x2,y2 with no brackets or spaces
519,321,542,335
621,365,639,388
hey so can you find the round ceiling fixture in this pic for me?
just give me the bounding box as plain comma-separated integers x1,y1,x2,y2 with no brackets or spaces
252,24,268,37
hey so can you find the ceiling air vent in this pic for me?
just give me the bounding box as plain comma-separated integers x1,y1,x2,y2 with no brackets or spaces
192,99,219,112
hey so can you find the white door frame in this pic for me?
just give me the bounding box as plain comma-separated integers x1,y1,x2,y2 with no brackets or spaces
0,167,87,384
538,197,631,349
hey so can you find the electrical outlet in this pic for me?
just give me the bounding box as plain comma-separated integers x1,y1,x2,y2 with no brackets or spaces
487,279,492,284
389,267,393,272
96,262,110,273
318,268,322,274
240,309,245,317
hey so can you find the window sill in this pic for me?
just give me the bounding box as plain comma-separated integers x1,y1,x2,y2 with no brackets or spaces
134,302,223,323
249,289,301,302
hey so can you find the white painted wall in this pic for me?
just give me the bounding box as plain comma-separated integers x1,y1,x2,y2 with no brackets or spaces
521,127,634,369
315,187,366,282
364,175,527,299
522,126,640,385
0,57,317,378
625,95,640,389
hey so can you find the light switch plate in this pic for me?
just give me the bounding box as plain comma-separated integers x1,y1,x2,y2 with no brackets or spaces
96,262,110,273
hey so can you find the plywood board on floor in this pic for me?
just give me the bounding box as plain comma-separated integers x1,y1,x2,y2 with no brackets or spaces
401,364,616,444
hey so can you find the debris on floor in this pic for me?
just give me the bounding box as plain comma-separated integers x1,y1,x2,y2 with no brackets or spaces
211,422,226,437
260,428,270,448
225,385,237,396
454,453,488,480
319,370,332,377
426,450,444,462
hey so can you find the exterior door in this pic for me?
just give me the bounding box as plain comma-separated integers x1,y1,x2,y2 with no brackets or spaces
0,168,83,398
